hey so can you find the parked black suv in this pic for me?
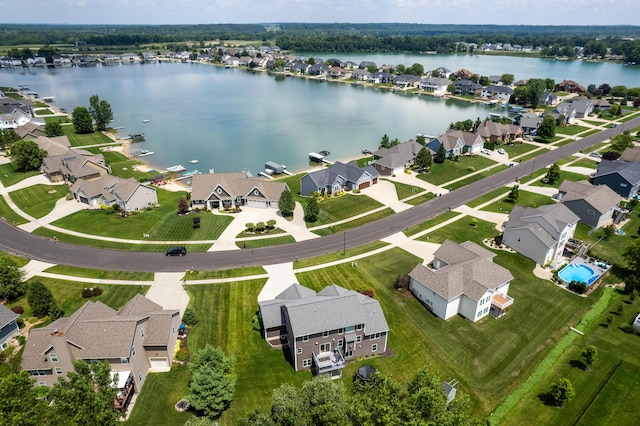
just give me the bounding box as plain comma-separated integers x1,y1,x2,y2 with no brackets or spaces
165,246,187,256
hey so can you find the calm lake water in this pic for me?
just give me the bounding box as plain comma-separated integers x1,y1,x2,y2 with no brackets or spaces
1,54,639,174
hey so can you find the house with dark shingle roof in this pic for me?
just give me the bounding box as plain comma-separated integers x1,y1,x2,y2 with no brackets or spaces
371,140,423,176
454,79,482,95
475,120,523,143
513,112,543,134
258,283,389,377
503,204,579,266
0,304,20,350
300,161,379,196
427,130,483,157
409,240,514,322
557,180,622,229
593,159,640,198
190,171,289,210
21,294,180,402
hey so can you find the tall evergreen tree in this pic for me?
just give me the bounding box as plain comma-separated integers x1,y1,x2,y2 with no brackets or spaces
434,144,446,164
278,189,295,217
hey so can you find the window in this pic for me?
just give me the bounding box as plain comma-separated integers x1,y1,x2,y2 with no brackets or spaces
254,189,259,196
356,335,362,343
297,347,302,354
217,188,223,194
38,381,46,387
141,328,145,339
320,342,331,352
172,327,175,334
372,344,378,352
338,328,343,335
356,324,362,331
121,357,129,364
138,373,143,382
55,367,63,375
49,353,58,362
370,333,381,340
517,236,521,242
302,335,309,342
31,370,46,377
90,358,98,364
337,339,343,348
323,331,329,338
620,183,628,187
131,346,136,357
345,326,355,333
302,359,312,368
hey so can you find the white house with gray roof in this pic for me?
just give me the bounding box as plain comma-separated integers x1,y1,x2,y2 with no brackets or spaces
409,240,514,322
427,129,483,157
258,283,389,377
0,304,20,350
503,204,580,266
300,161,379,196
557,180,622,229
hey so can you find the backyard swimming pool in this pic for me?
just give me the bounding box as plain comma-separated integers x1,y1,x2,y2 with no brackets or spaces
558,263,600,286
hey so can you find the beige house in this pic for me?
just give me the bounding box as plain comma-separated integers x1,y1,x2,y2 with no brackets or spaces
38,136,110,184
371,140,423,176
259,283,389,378
71,175,158,212
409,240,514,322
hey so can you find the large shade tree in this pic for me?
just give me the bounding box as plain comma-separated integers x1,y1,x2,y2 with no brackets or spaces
72,106,94,134
89,95,114,131
0,255,26,301
10,139,47,171
0,371,47,424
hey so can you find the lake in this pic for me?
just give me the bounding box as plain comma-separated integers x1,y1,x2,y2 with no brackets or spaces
1,54,638,174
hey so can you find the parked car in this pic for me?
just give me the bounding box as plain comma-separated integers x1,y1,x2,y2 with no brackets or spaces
589,152,602,158
610,123,617,128
481,148,492,155
497,148,506,155
166,246,187,256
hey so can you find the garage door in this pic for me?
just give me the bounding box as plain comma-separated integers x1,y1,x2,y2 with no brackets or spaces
247,200,267,208
358,181,371,190
148,357,169,370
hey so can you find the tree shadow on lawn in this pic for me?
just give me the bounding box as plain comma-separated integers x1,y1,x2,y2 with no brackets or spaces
538,391,560,407
569,359,586,371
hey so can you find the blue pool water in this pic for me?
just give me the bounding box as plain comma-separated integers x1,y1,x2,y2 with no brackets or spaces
558,264,598,285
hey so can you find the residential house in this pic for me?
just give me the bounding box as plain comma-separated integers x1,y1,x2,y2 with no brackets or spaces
350,69,371,81
190,171,289,210
419,76,451,95
513,112,543,134
540,90,558,106
0,111,31,130
408,240,514,322
371,140,423,176
427,129,483,157
368,71,394,84
475,120,523,143
39,136,111,184
121,53,140,63
555,80,586,93
593,160,640,198
0,97,34,116
258,283,389,377
432,67,452,78
395,74,421,88
70,175,158,212
454,79,482,95
0,304,20,350
557,180,622,229
552,103,578,124
620,146,640,163
502,204,580,266
300,161,379,196
451,69,476,80
592,98,612,110
14,122,46,139
481,85,514,101
489,75,502,85
358,61,377,70
559,97,594,118
21,294,180,401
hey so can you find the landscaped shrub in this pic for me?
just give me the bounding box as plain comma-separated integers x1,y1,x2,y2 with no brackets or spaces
104,206,115,214
91,287,103,297
359,289,375,299
175,347,189,362
568,280,587,294
394,274,410,290
252,314,261,331
466,166,475,172
182,308,199,326
82,288,93,298
10,306,24,315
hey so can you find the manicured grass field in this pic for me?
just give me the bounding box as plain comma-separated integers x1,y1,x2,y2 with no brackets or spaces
0,196,29,225
44,116,71,125
404,192,435,206
306,194,385,228
580,129,601,137
502,142,539,158
311,208,394,236
417,215,498,244
569,158,599,169
0,252,30,268
404,210,460,237
100,151,153,180
466,186,509,208
581,120,605,127
50,189,233,240
417,155,497,186
516,148,550,163
235,235,296,249
62,125,114,147
528,170,590,188
36,108,54,115
9,184,69,218
43,265,154,281
556,125,589,135
382,178,423,200
448,164,509,190
0,162,41,187
480,189,555,214
186,266,267,280
293,241,390,268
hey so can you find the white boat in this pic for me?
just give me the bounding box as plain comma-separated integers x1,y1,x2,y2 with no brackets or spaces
189,159,199,164
138,150,155,157
167,165,186,173
143,119,150,123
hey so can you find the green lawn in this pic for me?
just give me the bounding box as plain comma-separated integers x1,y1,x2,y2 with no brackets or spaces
569,158,599,169
580,129,601,137
466,187,510,208
404,192,435,206
275,173,303,198
502,142,539,158
404,210,461,237
556,125,589,135
125,366,192,426
0,162,41,187
449,164,509,190
235,235,296,249
0,196,29,225
306,194,385,228
9,184,69,218
311,208,394,236
516,148,551,163
100,151,153,180
481,190,556,214
0,251,30,268
382,178,424,200
36,108,54,115
417,216,499,244
293,241,390,268
185,266,267,280
43,265,154,281
50,189,233,240
62,125,114,147
528,171,590,189
44,116,71,125
581,120,605,127
417,156,497,186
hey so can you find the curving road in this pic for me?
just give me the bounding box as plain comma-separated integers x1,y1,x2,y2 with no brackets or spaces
1,119,637,272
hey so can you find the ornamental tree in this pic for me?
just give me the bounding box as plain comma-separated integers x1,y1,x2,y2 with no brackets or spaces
581,345,598,370
72,106,94,134
278,189,295,217
549,378,575,407
545,163,561,184
415,147,432,170
10,139,47,171
304,196,319,223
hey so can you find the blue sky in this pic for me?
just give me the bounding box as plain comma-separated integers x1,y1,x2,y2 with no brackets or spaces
0,0,637,26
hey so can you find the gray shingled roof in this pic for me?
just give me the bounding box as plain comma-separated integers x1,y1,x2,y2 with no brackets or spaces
408,240,513,301
191,172,288,203
504,204,579,248
595,160,640,184
558,180,621,213
0,304,19,327
372,141,423,169
258,284,315,330
303,161,379,188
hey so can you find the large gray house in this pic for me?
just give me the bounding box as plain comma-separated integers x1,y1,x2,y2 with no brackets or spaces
427,130,483,157
299,161,379,196
258,283,389,378
190,172,289,210
557,180,622,229
593,160,640,199
371,140,423,176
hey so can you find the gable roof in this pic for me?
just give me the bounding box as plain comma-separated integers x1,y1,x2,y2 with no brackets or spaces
595,159,640,184
620,146,640,163
504,204,579,248
372,140,423,169
434,129,481,150
0,304,19,328
558,180,621,213
303,161,379,188
191,172,288,202
409,240,513,301
476,121,521,139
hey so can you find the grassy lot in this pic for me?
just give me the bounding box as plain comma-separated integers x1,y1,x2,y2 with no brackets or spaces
500,289,640,426
62,125,114,147
43,265,154,281
481,190,556,214
0,162,41,187
448,164,509,190
1,91,23,100
311,208,394,236
9,184,69,218
570,158,599,169
404,210,460,237
36,108,54,115
293,241,390,268
502,142,539,158
580,141,610,154
383,178,423,200
556,155,580,166
235,235,296,249
0,251,30,268
50,189,233,240
355,156,373,167
44,116,71,125
275,173,303,198
6,277,149,319
404,192,435,206
125,366,192,426
528,170,590,188
466,187,510,208
185,266,267,280
556,125,589,135
33,227,212,253
305,194,384,228
417,156,497,186
0,196,29,225
417,216,498,244
100,151,153,180
581,120,605,127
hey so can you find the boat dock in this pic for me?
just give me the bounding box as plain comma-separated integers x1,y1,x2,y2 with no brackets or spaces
258,172,273,179
309,151,333,165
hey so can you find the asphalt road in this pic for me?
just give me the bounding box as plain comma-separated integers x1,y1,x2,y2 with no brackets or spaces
1,119,637,272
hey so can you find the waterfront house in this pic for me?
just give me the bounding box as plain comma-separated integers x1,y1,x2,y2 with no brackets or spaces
454,79,482,95
451,69,476,80
121,53,140,63
395,74,421,88
481,85,514,101
592,98,612,110
0,304,19,350
21,294,180,410
432,67,452,78
258,283,389,377
427,130,482,157
359,61,377,70
408,240,514,322
555,80,586,93
0,96,34,117
556,97,593,119
350,69,371,81
371,140,423,176
419,76,451,94
300,161,379,196
513,112,543,134
503,204,579,266
593,159,640,198
475,120,523,143
540,90,558,106
557,180,622,229
190,171,289,210
0,111,31,130
70,175,158,212
40,148,111,184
